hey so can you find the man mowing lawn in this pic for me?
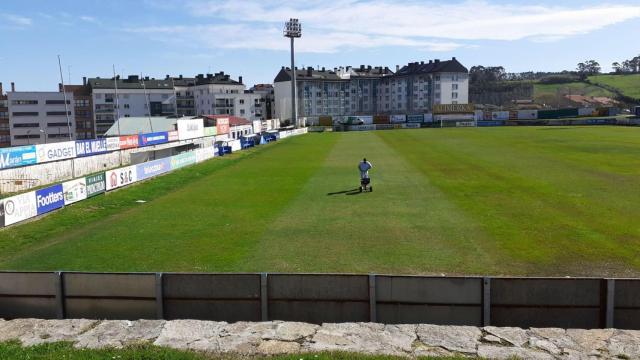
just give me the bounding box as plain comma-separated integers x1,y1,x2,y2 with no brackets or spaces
359,158,373,192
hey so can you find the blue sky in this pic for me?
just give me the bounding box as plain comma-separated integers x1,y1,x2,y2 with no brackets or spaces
1,0,639,91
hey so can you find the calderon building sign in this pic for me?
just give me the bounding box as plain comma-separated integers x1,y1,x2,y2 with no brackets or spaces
432,104,475,114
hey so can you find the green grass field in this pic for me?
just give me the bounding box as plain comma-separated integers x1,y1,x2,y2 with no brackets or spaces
588,74,640,99
0,342,465,360
1,127,640,276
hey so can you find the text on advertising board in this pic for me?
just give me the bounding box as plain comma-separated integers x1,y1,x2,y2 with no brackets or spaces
168,130,179,142
432,104,475,114
136,158,171,180
85,173,106,197
36,184,65,215
75,139,108,157
62,178,87,205
106,166,137,191
0,145,37,169
36,141,77,163
138,132,169,147
106,137,120,151
119,135,138,149
2,191,37,226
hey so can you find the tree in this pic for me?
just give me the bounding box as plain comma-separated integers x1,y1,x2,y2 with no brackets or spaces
612,62,622,73
576,60,600,79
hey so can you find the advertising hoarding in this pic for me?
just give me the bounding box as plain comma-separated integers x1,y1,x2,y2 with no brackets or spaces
215,117,230,135
106,137,121,151
170,152,197,169
62,178,87,205
85,173,106,198
195,147,216,163
0,145,37,169
390,115,406,123
75,139,108,157
138,132,169,147
136,158,171,180
119,135,139,149
203,127,217,137
36,141,76,163
2,191,37,226
432,104,475,114
177,119,204,140
105,166,137,191
168,130,179,142
407,114,424,123
35,184,65,215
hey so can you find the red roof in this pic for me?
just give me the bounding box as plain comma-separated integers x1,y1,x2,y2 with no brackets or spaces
202,115,252,126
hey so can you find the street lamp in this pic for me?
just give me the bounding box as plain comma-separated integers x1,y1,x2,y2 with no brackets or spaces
39,128,47,143
284,18,301,128
26,130,31,145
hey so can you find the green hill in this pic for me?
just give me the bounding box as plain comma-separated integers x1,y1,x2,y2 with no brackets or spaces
588,74,640,99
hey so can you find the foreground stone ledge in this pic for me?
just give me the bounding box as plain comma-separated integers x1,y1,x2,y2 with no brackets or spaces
0,319,639,359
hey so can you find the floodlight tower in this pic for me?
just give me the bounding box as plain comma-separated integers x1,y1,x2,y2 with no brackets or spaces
284,18,302,128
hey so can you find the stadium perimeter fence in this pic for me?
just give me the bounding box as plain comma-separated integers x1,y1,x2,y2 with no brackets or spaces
0,272,638,329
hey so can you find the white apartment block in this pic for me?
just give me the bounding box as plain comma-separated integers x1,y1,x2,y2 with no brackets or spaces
7,91,76,146
274,58,469,122
88,76,176,137
192,72,264,121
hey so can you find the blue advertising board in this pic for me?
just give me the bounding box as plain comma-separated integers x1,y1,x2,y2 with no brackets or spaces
75,139,108,157
136,158,171,180
0,145,37,169
139,132,169,147
477,120,505,127
35,184,65,215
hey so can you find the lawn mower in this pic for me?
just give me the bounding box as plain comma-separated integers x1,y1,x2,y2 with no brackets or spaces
359,177,372,192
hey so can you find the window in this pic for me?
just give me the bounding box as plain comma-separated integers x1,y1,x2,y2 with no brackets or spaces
75,99,89,107
0,111,8,118
452,92,458,99
45,100,70,105
14,134,40,139
0,135,11,143
47,122,69,127
12,112,39,116
11,100,38,105
240,109,245,115
123,104,130,109
0,123,9,130
46,111,71,116
124,114,130,117
452,84,458,90
13,123,39,128
48,133,71,139
452,75,458,81
435,75,440,81
239,99,244,104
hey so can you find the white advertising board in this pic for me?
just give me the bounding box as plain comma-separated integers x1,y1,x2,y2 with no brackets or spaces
3,191,37,226
36,141,77,163
62,178,87,205
105,165,138,191
195,147,217,163
106,137,121,151
177,119,204,141
390,115,406,123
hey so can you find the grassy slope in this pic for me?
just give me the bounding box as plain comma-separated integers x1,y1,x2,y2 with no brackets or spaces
533,82,615,98
0,341,465,360
588,74,640,99
1,128,639,276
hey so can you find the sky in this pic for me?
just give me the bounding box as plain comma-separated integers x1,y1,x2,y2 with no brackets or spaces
1,0,639,91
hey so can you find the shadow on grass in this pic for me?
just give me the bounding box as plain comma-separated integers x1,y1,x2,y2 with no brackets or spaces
327,188,362,196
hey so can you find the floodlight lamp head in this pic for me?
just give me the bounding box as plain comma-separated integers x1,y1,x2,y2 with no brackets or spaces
284,18,302,38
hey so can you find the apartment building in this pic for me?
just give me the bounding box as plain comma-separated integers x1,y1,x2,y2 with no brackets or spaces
7,91,75,146
171,75,196,117
0,83,10,147
273,57,469,122
60,78,94,140
88,75,175,137
249,84,276,120
192,72,262,121
378,58,469,114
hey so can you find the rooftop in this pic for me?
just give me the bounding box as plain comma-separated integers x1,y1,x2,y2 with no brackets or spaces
202,114,251,126
395,57,468,76
195,72,243,86
103,116,185,136
274,67,343,83
89,76,174,90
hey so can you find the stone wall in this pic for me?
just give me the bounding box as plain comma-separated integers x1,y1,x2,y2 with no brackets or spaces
0,319,638,359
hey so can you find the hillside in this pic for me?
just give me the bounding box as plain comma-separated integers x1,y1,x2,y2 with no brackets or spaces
588,74,640,99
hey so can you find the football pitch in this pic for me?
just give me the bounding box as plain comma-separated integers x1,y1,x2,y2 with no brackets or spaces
1,126,639,276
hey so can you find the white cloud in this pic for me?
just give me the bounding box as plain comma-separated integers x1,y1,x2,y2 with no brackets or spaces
128,0,640,53
80,15,100,24
1,13,32,27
